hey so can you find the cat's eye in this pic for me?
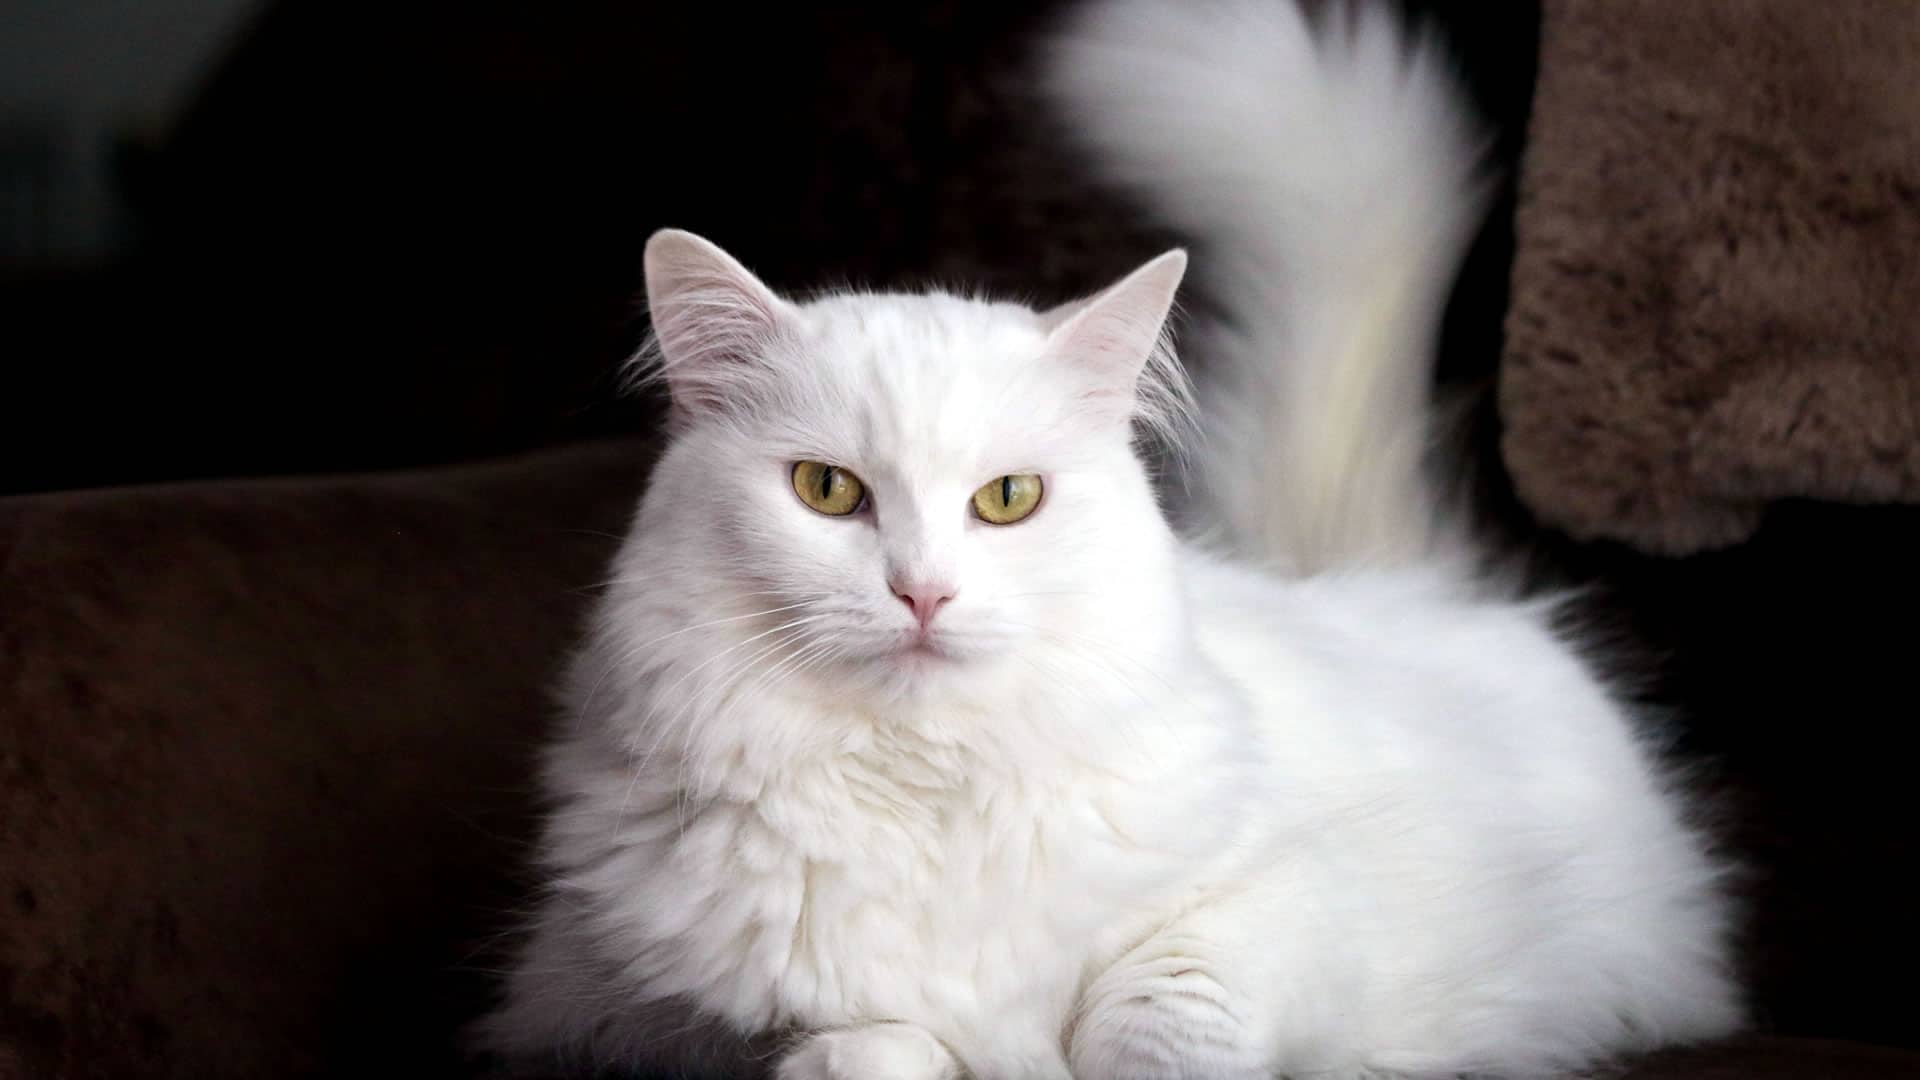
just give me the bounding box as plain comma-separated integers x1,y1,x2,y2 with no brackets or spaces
972,473,1044,525
792,461,866,516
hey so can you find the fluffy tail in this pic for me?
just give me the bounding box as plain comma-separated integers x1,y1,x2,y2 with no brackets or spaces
1046,0,1489,573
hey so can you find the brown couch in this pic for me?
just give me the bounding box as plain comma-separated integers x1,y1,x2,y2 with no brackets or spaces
0,441,649,1077
5,440,1919,1079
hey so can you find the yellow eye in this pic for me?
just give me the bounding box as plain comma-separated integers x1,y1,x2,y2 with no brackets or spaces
972,473,1043,525
792,461,866,516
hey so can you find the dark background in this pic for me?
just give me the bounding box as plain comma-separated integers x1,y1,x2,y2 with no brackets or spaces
3,0,1914,1061
3,0,1534,498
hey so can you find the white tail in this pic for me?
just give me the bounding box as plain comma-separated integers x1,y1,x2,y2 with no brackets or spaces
1047,0,1489,573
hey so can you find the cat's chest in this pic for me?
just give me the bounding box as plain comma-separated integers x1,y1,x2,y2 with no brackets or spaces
601,735,1185,1031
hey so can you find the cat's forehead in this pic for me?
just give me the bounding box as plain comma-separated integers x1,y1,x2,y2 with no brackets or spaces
800,291,1048,372
777,292,1086,470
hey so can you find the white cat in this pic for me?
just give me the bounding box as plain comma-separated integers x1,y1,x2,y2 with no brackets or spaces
479,1,1740,1077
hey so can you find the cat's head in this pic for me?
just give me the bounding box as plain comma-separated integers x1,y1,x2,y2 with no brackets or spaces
626,229,1190,705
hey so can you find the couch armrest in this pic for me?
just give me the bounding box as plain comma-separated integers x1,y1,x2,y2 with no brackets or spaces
0,439,648,1078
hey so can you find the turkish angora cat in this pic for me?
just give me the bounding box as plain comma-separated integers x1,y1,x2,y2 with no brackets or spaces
479,1,1740,1076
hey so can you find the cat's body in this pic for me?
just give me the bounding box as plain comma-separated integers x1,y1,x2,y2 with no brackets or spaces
481,2,1740,1077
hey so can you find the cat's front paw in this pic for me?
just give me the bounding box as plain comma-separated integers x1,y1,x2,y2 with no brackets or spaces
776,1022,961,1080
1070,954,1267,1080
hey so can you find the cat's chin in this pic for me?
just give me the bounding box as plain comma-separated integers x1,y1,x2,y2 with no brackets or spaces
805,641,968,704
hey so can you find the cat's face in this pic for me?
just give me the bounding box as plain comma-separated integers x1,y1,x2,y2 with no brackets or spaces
633,231,1188,700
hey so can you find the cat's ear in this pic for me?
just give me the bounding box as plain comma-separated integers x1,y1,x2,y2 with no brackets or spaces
1043,250,1187,422
642,229,796,417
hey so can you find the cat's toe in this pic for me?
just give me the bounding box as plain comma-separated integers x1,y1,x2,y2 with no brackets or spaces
1070,958,1268,1080
775,1023,960,1080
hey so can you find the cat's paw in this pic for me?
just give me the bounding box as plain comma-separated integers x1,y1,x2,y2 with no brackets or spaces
1070,955,1267,1080
776,1023,961,1080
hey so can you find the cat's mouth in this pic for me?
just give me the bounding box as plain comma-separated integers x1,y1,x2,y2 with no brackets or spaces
889,627,958,666
898,636,950,661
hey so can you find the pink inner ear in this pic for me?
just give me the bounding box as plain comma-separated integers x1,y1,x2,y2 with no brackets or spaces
1045,249,1188,411
643,229,794,416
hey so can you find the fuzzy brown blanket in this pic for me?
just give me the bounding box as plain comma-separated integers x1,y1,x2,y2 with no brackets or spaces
1500,0,1920,555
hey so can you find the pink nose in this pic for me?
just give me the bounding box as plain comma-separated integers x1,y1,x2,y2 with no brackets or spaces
891,581,956,629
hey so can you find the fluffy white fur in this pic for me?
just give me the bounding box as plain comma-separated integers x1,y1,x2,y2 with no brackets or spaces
480,2,1740,1077
1048,0,1489,574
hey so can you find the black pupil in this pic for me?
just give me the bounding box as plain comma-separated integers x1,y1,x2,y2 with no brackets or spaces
1000,476,1012,507
819,467,836,500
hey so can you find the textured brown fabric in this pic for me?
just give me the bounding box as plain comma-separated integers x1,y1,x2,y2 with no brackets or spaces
0,440,651,1079
1501,0,1920,555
